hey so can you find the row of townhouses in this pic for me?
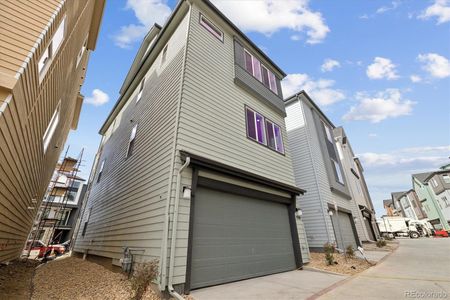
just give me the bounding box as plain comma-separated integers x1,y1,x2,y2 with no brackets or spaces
64,0,379,296
0,0,105,262
384,165,450,232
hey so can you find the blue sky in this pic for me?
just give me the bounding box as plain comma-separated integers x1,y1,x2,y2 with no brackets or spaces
67,0,450,216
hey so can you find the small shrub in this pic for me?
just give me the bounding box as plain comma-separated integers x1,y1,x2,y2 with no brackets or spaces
376,239,387,248
345,245,355,258
323,242,335,265
130,259,159,300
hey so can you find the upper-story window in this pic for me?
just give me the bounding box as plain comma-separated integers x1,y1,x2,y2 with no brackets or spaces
76,36,88,68
431,178,438,187
331,158,344,184
442,174,450,184
322,121,333,143
97,160,105,183
266,120,284,154
38,16,66,80
245,107,284,154
43,101,61,152
136,78,145,102
244,50,278,94
127,124,138,158
161,45,168,66
200,13,223,42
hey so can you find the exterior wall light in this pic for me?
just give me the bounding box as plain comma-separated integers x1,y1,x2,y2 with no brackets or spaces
182,186,191,199
295,208,303,218
328,210,334,216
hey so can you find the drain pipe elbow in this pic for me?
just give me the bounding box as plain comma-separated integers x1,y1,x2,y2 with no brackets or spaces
168,156,191,300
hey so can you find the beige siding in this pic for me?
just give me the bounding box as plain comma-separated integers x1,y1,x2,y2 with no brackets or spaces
73,12,190,267
0,0,101,262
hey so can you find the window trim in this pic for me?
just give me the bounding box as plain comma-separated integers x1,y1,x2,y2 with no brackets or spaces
242,48,279,96
97,160,105,183
199,13,224,42
126,124,138,158
43,101,61,153
322,121,333,143
331,158,345,185
76,35,88,68
161,44,168,66
136,77,145,103
265,118,285,154
245,106,266,145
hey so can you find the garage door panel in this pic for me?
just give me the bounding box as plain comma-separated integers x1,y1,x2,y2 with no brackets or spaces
331,210,358,249
191,186,296,289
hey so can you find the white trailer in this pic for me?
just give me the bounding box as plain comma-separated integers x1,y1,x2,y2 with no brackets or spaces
377,216,421,238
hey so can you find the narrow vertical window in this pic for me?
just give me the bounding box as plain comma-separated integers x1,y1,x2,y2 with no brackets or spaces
43,101,61,152
245,107,266,145
97,160,105,183
52,17,66,55
136,77,145,102
161,45,168,65
76,36,88,68
261,66,270,88
268,72,278,94
266,120,284,154
323,121,333,143
252,57,262,81
38,48,50,74
332,159,344,184
127,124,138,158
244,50,253,74
82,208,92,237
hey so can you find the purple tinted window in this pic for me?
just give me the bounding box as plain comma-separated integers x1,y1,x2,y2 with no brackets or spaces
266,121,275,149
269,72,278,94
246,108,256,140
274,125,284,153
262,66,270,88
244,51,253,74
255,113,265,144
253,58,262,81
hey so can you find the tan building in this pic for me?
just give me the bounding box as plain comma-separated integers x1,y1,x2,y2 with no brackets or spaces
0,0,105,262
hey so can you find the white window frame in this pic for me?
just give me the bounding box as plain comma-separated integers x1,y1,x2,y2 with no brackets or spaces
246,107,267,145
323,121,333,143
43,101,61,152
52,16,66,56
136,78,145,103
443,174,450,184
76,35,88,68
38,16,66,81
199,13,223,42
332,158,344,184
97,160,105,183
161,45,168,66
126,124,138,157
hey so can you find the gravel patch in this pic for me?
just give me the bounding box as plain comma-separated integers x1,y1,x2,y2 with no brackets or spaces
307,252,373,276
0,260,39,300
31,257,160,300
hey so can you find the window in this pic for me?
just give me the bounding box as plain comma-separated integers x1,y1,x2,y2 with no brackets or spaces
161,45,168,65
82,208,91,237
243,49,278,94
245,107,266,145
331,158,344,184
76,36,88,68
443,174,450,184
43,101,61,152
266,119,284,154
97,160,105,183
136,77,145,102
431,178,438,187
200,14,223,42
127,124,138,157
322,121,333,143
442,196,450,207
37,16,66,78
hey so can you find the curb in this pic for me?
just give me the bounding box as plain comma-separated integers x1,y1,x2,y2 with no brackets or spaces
306,243,400,300
303,266,348,277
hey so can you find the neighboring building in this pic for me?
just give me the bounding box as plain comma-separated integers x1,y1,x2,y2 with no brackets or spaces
424,171,450,227
391,190,426,220
29,157,86,246
413,172,450,231
383,199,398,216
285,91,361,251
74,0,308,295
334,127,379,242
0,0,105,262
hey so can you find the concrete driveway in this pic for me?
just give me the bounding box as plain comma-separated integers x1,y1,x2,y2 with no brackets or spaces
190,269,347,300
320,238,450,299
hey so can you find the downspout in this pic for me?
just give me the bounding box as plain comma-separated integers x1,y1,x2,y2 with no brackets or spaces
160,0,192,292
168,157,190,300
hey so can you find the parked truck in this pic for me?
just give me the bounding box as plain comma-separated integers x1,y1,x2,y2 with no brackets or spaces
377,217,431,238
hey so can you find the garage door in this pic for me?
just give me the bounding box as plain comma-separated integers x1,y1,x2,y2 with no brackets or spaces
331,210,358,250
190,186,296,289
364,218,376,241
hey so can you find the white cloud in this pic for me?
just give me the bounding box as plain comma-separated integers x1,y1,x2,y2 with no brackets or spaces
321,59,341,72
343,89,415,123
410,74,422,83
368,133,378,138
417,53,450,78
113,0,172,48
85,89,110,106
419,0,450,24
376,1,402,14
282,73,345,105
366,57,399,80
211,0,330,44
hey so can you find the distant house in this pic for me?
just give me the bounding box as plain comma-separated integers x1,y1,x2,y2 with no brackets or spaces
285,91,362,251
74,0,308,294
333,128,380,242
0,0,105,263
29,157,87,246
391,190,427,220
383,199,398,216
413,172,450,231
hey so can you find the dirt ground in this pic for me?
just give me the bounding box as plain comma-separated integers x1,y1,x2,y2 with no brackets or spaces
0,260,40,300
307,252,374,275
32,257,161,300
363,240,399,252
